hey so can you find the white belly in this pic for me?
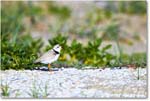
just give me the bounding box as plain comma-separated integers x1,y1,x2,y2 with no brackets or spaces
41,54,59,64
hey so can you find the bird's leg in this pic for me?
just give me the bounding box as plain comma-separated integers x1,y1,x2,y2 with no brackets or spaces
48,64,54,74
48,63,51,71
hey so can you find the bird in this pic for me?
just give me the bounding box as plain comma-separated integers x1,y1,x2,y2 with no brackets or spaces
34,44,62,71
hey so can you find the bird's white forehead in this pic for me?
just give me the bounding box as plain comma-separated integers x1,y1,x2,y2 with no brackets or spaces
54,45,62,49
54,44,60,47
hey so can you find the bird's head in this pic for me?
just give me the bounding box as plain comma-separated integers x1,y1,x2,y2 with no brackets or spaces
53,44,62,53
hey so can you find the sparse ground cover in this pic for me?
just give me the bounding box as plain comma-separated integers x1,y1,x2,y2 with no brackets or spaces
0,68,147,98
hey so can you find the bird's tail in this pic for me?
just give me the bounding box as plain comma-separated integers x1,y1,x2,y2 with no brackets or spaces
34,59,40,63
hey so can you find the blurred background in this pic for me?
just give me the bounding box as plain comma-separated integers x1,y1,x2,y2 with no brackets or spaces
1,1,147,70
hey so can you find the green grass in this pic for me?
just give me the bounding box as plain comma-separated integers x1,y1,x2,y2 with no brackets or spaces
28,81,49,98
28,82,40,98
121,53,146,68
1,83,10,97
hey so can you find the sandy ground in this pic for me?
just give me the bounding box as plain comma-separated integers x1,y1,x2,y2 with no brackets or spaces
0,67,147,98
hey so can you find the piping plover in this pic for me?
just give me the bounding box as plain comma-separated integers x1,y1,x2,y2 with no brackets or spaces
34,44,62,71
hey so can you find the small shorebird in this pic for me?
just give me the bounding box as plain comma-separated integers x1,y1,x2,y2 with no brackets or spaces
34,44,62,71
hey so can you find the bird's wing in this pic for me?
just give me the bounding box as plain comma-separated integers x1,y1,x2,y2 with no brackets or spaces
34,50,55,63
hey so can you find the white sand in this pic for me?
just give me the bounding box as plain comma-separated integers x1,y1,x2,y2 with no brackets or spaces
0,67,147,98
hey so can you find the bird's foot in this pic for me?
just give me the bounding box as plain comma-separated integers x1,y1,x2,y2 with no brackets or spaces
49,69,54,74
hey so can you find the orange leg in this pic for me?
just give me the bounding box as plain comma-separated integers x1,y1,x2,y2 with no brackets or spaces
48,63,51,71
48,64,53,74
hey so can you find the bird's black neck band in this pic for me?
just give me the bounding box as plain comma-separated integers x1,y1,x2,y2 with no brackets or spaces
53,49,60,54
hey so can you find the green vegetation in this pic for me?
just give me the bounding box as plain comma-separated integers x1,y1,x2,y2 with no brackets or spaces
45,34,114,68
28,82,40,98
1,2,43,70
1,83,10,97
104,1,146,15
119,1,147,15
28,81,49,98
121,53,146,68
102,22,122,66
48,2,71,20
1,34,43,70
1,33,146,70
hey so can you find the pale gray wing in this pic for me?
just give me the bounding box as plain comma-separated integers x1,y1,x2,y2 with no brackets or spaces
34,50,55,63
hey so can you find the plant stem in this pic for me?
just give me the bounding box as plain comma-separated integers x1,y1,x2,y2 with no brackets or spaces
137,66,140,80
